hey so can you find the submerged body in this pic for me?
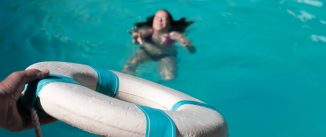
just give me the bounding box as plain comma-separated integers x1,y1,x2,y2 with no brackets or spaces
123,10,196,81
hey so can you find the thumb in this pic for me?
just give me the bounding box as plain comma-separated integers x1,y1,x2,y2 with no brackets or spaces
4,69,49,97
21,69,49,84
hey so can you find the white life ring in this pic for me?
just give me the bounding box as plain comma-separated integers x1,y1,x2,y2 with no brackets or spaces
25,61,227,137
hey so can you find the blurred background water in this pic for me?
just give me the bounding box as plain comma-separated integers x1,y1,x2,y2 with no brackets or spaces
0,0,325,137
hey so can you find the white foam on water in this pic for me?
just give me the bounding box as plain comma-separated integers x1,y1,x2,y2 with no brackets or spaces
296,0,323,7
287,9,315,22
311,34,326,43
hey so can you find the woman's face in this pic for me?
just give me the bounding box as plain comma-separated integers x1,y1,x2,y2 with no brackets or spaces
152,10,170,32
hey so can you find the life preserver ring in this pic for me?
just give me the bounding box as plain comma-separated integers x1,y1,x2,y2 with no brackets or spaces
24,61,227,137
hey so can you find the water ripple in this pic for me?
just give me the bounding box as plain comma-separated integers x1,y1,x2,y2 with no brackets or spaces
287,9,315,22
320,20,326,25
311,34,326,43
296,0,323,7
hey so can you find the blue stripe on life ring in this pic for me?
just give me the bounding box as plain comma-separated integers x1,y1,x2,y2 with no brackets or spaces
19,74,79,111
92,67,119,97
136,105,176,137
171,100,216,111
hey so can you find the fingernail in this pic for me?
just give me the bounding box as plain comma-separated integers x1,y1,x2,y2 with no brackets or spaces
42,69,50,77
44,69,50,74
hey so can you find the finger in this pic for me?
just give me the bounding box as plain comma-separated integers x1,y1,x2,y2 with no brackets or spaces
1,69,48,98
132,32,139,37
20,69,49,84
138,37,143,44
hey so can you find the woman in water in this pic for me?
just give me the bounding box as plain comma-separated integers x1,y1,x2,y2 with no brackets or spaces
123,9,196,81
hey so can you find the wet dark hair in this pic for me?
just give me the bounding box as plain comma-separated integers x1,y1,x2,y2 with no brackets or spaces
134,9,194,33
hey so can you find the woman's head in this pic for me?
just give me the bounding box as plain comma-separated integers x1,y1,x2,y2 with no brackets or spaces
134,9,193,33
152,10,172,32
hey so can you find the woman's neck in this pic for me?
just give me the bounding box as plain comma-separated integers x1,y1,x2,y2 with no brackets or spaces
154,29,169,35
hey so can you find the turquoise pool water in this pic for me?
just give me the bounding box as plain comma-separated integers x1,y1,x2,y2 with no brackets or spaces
1,0,326,137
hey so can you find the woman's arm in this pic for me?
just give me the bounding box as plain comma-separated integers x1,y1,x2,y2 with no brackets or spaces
132,28,153,44
170,31,196,53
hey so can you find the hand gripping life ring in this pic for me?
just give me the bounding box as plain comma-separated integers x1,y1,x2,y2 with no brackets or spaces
23,61,227,137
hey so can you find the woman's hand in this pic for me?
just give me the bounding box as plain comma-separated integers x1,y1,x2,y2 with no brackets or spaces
131,28,153,45
132,32,144,45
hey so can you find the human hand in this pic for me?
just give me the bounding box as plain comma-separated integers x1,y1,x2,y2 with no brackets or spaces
0,69,49,99
0,69,49,131
132,32,144,45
